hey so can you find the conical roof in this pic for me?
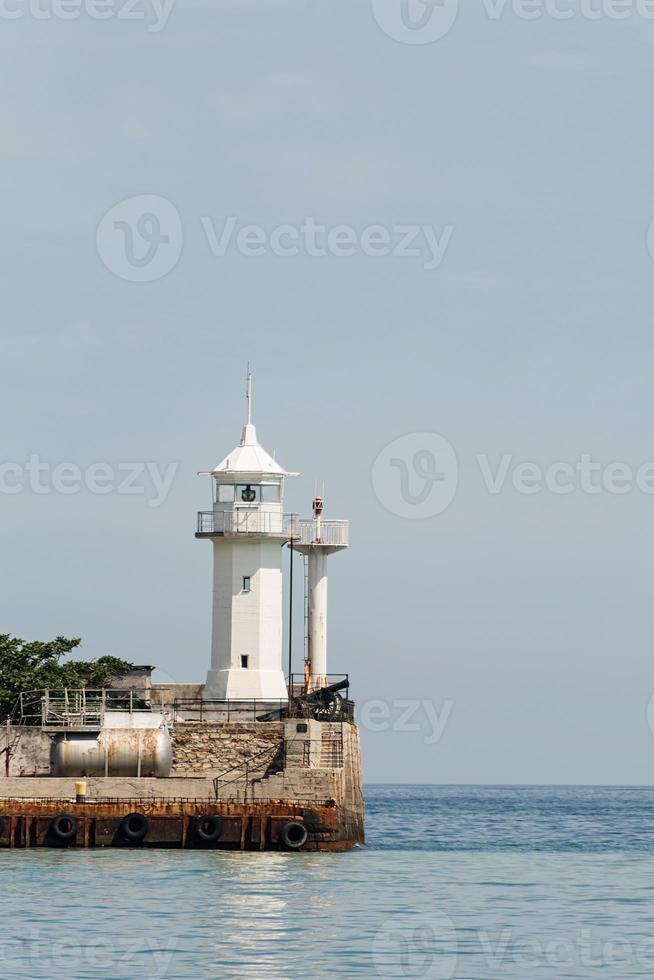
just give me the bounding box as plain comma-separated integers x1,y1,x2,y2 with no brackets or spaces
199,423,298,478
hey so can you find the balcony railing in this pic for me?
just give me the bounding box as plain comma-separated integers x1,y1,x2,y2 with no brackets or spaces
197,512,349,545
288,519,349,547
197,510,290,536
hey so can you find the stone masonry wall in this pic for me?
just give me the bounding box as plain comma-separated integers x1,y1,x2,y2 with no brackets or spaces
245,720,365,843
170,722,285,780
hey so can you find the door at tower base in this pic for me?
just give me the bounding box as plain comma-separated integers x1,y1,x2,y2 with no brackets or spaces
205,537,288,701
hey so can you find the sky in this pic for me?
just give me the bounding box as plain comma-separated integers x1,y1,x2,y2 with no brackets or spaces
2,0,654,783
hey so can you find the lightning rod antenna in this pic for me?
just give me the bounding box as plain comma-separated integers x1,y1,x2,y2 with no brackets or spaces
245,363,252,425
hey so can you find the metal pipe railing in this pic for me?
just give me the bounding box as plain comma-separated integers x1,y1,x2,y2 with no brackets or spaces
196,511,349,546
287,519,349,547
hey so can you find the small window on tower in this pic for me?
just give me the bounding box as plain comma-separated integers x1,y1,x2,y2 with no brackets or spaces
260,484,280,502
242,576,251,592
217,484,235,503
241,655,249,669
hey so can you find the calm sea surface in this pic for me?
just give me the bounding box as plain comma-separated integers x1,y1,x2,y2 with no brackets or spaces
3,786,654,979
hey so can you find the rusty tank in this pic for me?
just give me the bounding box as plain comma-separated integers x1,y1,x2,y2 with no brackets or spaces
50,711,172,778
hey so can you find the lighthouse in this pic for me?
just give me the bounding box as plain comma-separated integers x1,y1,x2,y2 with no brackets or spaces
196,375,298,701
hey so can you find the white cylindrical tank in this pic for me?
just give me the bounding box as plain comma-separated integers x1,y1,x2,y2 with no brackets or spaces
50,713,172,777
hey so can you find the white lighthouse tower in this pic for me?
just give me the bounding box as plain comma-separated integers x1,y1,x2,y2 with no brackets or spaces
197,375,297,701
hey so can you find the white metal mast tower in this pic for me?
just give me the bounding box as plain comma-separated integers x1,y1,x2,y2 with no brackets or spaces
293,496,348,691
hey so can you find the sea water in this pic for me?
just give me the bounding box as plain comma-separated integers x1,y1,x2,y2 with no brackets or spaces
2,786,654,979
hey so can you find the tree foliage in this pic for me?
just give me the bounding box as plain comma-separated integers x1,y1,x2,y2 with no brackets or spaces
0,635,134,721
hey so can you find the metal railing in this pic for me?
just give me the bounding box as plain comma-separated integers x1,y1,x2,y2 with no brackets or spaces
13,679,355,728
288,519,349,547
172,699,289,724
15,688,156,729
0,796,337,806
197,511,349,546
173,676,354,724
197,510,293,536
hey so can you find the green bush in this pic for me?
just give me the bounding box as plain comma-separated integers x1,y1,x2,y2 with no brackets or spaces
0,634,134,722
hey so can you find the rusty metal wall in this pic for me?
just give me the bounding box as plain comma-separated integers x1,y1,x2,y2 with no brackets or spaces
0,798,356,851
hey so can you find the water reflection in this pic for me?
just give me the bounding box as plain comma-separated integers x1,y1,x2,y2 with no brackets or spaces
3,790,654,978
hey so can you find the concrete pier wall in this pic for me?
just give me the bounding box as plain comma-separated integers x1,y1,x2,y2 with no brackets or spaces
0,776,216,799
0,720,364,844
0,727,52,777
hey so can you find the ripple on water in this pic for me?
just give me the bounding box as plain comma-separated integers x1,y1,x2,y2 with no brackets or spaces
1,788,654,979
